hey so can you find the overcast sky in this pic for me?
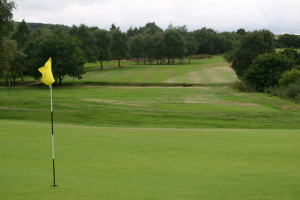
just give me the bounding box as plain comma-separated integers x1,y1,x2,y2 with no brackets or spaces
13,0,300,34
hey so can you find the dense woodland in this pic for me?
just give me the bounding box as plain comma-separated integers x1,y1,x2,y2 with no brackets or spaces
1,0,300,102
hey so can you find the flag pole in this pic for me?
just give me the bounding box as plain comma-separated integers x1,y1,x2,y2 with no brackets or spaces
50,84,56,186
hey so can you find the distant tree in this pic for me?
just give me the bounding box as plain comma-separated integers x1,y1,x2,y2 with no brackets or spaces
23,27,51,74
244,53,294,91
164,29,186,64
0,0,16,54
223,29,276,79
278,47,300,65
185,33,199,63
10,49,26,83
11,19,30,80
129,34,146,65
69,24,97,63
152,33,166,64
110,23,119,33
110,30,130,67
11,19,30,50
278,34,300,48
236,28,246,36
175,25,188,37
193,27,217,54
94,29,112,69
0,37,16,86
27,27,86,85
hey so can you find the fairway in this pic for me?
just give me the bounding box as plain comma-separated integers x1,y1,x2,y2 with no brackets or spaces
1,120,299,200
62,56,237,84
1,56,300,199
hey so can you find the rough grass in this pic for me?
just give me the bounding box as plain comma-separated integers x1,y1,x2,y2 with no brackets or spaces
1,120,299,200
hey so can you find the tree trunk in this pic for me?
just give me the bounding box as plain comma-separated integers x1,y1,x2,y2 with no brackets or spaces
100,60,103,69
168,58,170,64
21,68,24,81
189,55,190,64
144,58,146,64
9,73,11,89
118,59,120,67
157,59,159,65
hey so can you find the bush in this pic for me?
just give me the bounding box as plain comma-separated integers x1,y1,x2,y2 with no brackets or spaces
283,82,300,99
244,53,294,92
279,69,300,87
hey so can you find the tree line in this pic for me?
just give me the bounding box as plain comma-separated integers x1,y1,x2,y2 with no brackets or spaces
1,0,300,86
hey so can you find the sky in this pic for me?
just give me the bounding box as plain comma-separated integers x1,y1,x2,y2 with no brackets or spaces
13,0,300,34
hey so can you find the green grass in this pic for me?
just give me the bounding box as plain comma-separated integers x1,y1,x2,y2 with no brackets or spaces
1,120,299,200
1,85,300,129
1,56,300,199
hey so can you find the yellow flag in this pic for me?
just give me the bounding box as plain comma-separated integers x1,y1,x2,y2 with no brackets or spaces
38,58,55,86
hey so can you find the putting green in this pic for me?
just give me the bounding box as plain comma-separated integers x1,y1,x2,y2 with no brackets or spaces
1,120,299,199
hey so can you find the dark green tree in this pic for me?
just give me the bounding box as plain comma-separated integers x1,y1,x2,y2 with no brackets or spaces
110,30,130,67
152,33,166,64
27,27,86,85
185,33,199,63
278,34,300,48
11,19,30,50
193,27,217,54
244,53,294,91
0,0,16,54
129,34,146,65
94,29,112,69
110,23,119,33
164,29,186,64
223,29,276,79
69,24,97,63
11,19,30,80
278,47,300,65
236,28,246,36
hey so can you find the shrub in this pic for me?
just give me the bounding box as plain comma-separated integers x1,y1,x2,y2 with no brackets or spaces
244,53,294,92
283,82,300,99
279,69,300,87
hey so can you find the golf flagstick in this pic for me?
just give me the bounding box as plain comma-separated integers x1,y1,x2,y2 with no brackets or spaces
50,84,56,186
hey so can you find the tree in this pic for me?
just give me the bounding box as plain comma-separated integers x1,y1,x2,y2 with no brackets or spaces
0,0,16,54
129,34,146,65
10,49,26,83
185,33,199,63
11,19,30,50
0,37,16,86
94,29,111,69
223,29,276,79
27,27,86,85
110,23,119,33
68,24,97,63
278,47,300,65
152,33,166,64
278,34,300,48
193,27,217,54
244,53,294,91
236,28,246,36
164,29,186,64
11,19,30,81
110,30,129,67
